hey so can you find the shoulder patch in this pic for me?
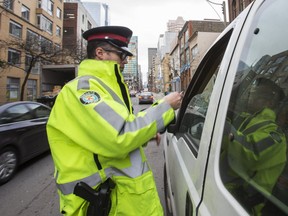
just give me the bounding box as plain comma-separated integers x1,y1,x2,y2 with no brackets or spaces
80,91,101,105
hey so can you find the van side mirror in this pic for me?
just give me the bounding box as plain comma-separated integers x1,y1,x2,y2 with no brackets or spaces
167,117,177,133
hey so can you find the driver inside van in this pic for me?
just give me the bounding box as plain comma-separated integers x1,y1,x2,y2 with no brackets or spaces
220,77,287,215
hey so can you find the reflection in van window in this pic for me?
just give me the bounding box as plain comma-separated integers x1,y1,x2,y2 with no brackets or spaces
179,71,218,155
220,0,288,215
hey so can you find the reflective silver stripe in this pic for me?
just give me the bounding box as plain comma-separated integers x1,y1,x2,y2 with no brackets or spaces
95,101,170,133
104,149,150,178
120,102,169,133
92,76,124,106
57,172,102,195
242,120,273,135
234,133,276,154
77,76,90,90
56,149,149,195
95,102,124,132
77,75,125,106
121,148,150,177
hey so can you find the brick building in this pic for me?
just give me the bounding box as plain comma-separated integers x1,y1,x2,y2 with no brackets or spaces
228,0,254,21
0,0,63,104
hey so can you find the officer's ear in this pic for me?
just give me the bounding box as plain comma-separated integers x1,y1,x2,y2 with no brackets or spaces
95,47,105,60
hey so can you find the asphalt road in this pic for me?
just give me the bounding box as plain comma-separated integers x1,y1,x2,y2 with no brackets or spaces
0,94,167,216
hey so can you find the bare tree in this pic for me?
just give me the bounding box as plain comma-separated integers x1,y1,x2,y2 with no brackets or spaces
0,37,84,101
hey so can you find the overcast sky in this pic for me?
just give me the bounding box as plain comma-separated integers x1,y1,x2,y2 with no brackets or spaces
84,0,226,81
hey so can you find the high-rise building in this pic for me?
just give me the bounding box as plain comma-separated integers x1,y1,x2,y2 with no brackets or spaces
123,36,138,90
147,48,157,91
82,1,110,26
167,16,185,32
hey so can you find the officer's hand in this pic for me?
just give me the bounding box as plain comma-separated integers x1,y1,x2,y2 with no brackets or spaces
163,91,184,110
150,133,161,146
155,133,161,146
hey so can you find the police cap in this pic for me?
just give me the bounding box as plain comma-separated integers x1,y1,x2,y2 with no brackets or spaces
82,26,133,56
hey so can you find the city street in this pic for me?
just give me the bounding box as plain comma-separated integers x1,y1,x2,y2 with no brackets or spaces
0,93,167,216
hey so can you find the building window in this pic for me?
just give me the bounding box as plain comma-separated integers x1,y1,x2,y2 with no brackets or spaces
27,79,37,101
39,0,54,16
9,20,22,38
21,5,30,21
185,48,189,64
26,29,40,48
56,7,62,19
181,37,185,53
87,21,92,30
4,0,13,10
56,26,61,37
185,30,189,44
25,54,39,74
25,54,32,72
191,45,198,60
6,77,20,101
48,0,54,16
40,37,52,53
8,48,21,66
37,15,53,34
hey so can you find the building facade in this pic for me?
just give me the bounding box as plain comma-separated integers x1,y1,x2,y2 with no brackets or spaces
167,16,185,32
228,0,254,21
82,1,110,26
170,39,181,92
0,0,64,104
63,1,97,60
178,20,225,91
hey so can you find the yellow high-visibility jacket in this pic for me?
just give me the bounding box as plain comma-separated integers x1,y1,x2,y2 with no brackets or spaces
47,59,175,216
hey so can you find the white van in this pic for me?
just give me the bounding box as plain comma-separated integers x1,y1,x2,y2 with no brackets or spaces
163,0,288,215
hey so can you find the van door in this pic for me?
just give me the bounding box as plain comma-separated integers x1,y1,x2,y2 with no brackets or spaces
165,28,233,215
201,0,288,215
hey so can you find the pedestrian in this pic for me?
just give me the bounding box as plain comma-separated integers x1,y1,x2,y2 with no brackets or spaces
46,26,183,216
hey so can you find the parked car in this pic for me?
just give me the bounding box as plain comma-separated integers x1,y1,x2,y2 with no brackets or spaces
36,95,57,108
138,91,154,104
0,101,51,185
163,0,288,215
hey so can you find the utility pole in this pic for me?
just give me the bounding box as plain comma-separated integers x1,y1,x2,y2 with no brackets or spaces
222,1,227,27
206,0,227,27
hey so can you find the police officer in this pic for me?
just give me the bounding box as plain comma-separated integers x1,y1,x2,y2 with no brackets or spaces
221,78,287,215
46,26,183,216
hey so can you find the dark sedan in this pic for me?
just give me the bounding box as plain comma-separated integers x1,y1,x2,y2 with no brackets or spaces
0,101,51,185
138,92,154,104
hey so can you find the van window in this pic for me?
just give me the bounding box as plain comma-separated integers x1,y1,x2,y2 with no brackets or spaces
176,26,232,157
219,0,288,215
178,41,228,156
179,73,217,148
